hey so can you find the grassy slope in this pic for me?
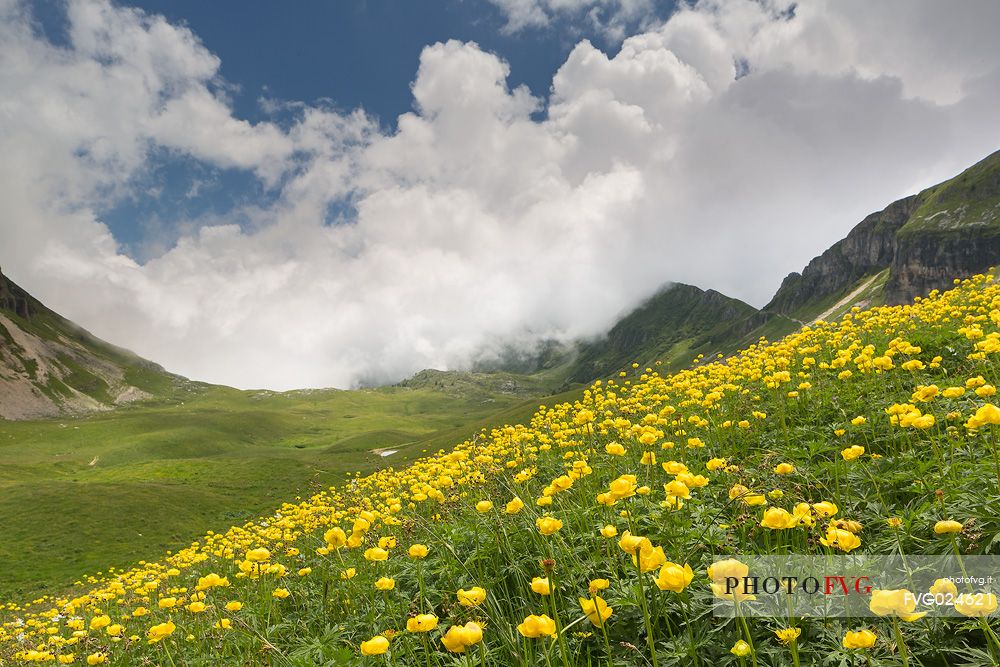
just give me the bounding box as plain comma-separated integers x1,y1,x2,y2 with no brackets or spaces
898,149,1000,238
566,283,759,382
6,274,1000,666
0,381,574,599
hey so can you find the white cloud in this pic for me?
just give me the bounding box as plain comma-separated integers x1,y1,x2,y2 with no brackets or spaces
1,0,999,390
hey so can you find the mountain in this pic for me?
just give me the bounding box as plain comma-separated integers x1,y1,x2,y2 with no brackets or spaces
0,267,184,420
766,148,1000,320
564,283,759,382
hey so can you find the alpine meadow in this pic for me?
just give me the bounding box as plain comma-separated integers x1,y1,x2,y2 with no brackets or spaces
2,1,1000,666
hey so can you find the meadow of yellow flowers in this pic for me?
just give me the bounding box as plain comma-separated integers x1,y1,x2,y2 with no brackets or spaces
4,273,1000,666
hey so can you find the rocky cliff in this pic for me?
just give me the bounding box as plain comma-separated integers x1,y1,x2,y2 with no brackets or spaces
0,267,182,420
766,149,1000,315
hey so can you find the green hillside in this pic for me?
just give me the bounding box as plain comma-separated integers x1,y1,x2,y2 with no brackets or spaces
565,283,759,382
0,382,565,599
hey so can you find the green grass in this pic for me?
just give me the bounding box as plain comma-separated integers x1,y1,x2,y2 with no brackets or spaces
898,150,1000,238
0,380,576,600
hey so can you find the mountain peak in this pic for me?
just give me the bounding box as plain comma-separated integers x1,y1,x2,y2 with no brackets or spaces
0,268,182,420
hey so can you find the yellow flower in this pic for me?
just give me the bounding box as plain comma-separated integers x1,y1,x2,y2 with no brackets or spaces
364,547,389,561
605,442,626,456
664,480,690,499
86,654,107,665
774,627,801,644
530,577,551,596
774,462,795,475
730,640,751,657
654,562,694,593
245,547,271,563
272,588,290,599
636,543,666,572
298,567,312,576
457,586,487,606
324,527,347,548
341,568,357,580
850,416,867,426
89,615,111,630
929,579,958,598
147,620,176,643
408,543,429,558
406,614,439,633
955,592,998,617
106,624,123,637
600,524,618,538
186,601,207,613
517,614,557,638
760,507,796,530
708,559,756,602
934,520,963,535
812,501,838,518
966,403,1000,428
579,596,613,627
707,457,727,471
360,636,390,656
869,589,927,621
841,445,865,461
475,500,494,513
618,531,650,555
842,629,876,649
505,497,525,514
225,601,243,612
157,597,177,609
195,573,230,590
440,622,483,653
588,578,610,595
820,526,862,552
535,516,563,535
375,577,395,591
609,474,638,499
214,618,232,630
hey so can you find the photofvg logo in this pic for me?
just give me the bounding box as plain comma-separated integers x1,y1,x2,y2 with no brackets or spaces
710,555,1000,618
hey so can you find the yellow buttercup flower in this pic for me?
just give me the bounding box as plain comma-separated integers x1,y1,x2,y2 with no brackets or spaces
843,629,876,649
147,621,176,643
579,596,613,627
245,547,271,563
954,592,998,617
475,500,493,513
457,586,486,606
408,543,429,558
505,497,525,514
406,614,439,633
774,627,800,644
934,520,963,535
535,516,563,535
530,577,551,596
654,562,693,593
517,614,557,638
360,635,390,656
440,622,483,653
869,589,927,621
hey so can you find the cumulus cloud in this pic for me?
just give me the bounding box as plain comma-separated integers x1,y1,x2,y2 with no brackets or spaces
487,0,657,39
1,0,999,390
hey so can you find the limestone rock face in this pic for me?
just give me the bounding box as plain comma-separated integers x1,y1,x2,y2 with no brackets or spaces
766,149,1000,315
0,267,178,420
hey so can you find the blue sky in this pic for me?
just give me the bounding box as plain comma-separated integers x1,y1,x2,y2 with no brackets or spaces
31,0,674,255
